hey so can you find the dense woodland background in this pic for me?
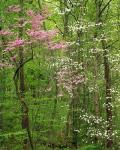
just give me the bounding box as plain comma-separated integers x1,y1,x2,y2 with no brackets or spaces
0,0,120,150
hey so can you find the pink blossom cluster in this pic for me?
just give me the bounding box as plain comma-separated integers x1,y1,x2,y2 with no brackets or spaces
5,39,25,51
2,8,68,66
0,30,12,36
48,41,68,50
7,5,21,13
10,55,17,62
9,39,24,47
27,10,44,30
31,14,44,30
27,10,68,50
0,63,13,68
27,29,58,42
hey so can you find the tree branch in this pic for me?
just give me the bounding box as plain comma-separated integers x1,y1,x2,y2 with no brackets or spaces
13,56,33,80
99,0,112,17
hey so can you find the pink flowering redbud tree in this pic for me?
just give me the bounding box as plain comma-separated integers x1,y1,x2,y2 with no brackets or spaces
0,2,67,150
1,4,68,150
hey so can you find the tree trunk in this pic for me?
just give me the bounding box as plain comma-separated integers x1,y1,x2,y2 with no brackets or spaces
0,21,6,132
71,88,79,148
18,0,33,149
102,39,113,149
95,0,113,148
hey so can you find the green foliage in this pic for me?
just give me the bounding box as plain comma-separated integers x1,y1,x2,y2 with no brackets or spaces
80,145,102,150
0,0,120,150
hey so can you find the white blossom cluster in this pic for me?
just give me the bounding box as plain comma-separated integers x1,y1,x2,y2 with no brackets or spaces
79,111,106,125
90,48,104,54
79,110,118,139
68,22,87,33
50,57,83,71
87,127,118,139
54,1,86,15
54,7,71,15
68,21,104,33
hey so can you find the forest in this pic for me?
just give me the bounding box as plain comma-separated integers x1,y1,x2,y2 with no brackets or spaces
0,0,120,150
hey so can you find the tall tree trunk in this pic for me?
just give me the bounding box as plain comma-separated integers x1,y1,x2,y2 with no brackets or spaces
0,24,3,132
92,53,100,143
95,0,113,148
102,39,113,149
18,0,33,149
0,20,6,133
71,88,79,148
93,55,100,117
93,0,100,116
92,0,101,143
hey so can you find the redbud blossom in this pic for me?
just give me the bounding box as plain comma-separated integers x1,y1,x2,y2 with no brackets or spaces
47,30,58,38
0,63,13,68
27,10,35,16
30,14,44,30
5,39,25,52
5,47,14,52
27,30,58,41
48,41,68,50
26,10,67,51
0,30,12,36
7,5,21,13
9,39,25,47
10,55,17,61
